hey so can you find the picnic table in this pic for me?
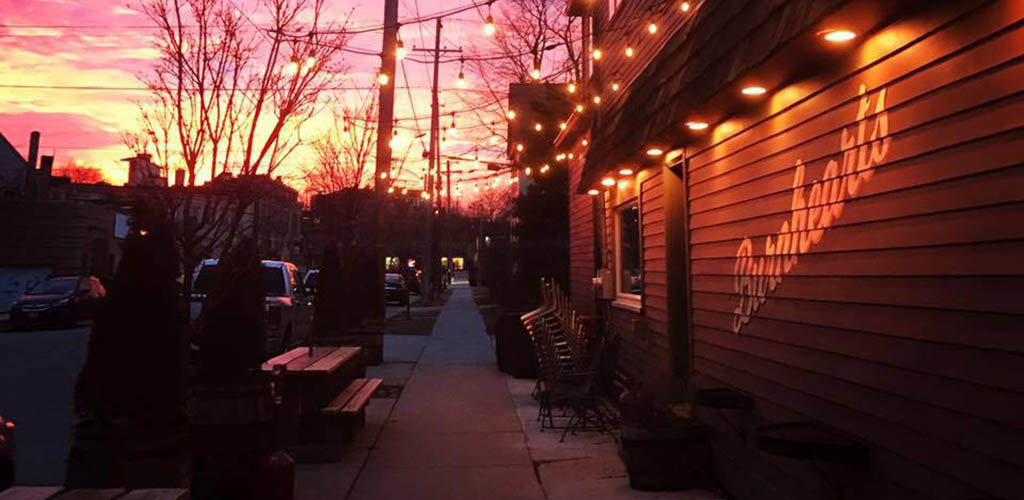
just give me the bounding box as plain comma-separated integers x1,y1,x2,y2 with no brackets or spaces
261,346,366,447
0,487,188,500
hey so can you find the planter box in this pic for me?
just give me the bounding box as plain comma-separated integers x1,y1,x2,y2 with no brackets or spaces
619,423,714,491
315,320,383,365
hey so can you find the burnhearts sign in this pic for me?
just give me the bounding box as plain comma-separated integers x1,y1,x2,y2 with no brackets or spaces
732,84,892,333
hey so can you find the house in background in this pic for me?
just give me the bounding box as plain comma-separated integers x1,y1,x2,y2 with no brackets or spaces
557,0,1024,498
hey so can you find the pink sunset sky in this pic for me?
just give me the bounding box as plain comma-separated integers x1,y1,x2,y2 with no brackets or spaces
0,0,511,192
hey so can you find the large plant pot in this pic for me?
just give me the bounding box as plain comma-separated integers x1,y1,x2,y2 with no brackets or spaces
189,383,280,499
65,417,189,488
619,423,713,491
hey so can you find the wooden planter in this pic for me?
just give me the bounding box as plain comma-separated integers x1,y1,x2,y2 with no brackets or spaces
189,383,283,499
619,423,714,491
65,417,189,489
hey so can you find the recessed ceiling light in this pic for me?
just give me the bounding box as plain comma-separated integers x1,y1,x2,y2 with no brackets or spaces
619,168,634,175
587,189,600,195
742,86,767,96
686,121,709,131
646,148,664,156
601,178,615,186
820,29,856,43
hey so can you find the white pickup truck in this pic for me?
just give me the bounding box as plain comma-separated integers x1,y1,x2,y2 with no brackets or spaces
190,259,312,354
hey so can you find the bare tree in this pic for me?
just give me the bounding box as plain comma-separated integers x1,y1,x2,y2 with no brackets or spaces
301,92,379,195
53,162,107,184
466,183,514,220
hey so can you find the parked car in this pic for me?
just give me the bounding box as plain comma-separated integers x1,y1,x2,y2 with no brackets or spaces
395,266,422,294
9,276,106,329
190,259,311,354
385,273,410,305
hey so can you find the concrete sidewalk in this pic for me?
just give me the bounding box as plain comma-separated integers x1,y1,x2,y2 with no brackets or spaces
346,283,544,500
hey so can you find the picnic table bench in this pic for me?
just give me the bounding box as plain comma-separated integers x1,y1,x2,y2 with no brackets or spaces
261,346,381,461
0,487,188,500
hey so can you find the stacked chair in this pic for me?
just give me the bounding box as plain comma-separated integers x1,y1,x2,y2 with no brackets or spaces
520,279,616,441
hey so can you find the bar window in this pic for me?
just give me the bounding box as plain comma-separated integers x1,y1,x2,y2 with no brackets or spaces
615,202,643,302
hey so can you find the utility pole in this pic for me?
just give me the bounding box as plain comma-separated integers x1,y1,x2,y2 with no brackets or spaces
414,19,461,302
370,0,399,320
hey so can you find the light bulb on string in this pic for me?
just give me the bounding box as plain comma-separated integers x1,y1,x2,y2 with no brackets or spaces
456,71,468,88
567,82,577,94
396,39,406,59
483,14,496,36
506,109,517,120
304,56,316,69
647,22,658,35
592,49,603,61
575,104,584,113
534,122,543,132
378,71,389,85
681,2,691,12
285,60,299,75
624,46,635,58
611,82,620,92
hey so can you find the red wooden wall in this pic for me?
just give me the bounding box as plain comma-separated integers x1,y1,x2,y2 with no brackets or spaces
683,2,1024,498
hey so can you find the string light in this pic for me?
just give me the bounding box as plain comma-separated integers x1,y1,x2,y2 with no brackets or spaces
592,95,601,105
525,167,532,176
742,86,767,96
567,82,577,94
388,187,395,193
534,122,543,132
378,72,390,85
611,82,620,91
592,49,603,61
285,60,299,75
303,56,316,69
581,139,589,146
483,14,496,36
396,39,406,59
507,109,517,120
559,122,567,130
624,46,635,58
380,172,389,179
516,143,524,152
456,71,468,88
681,2,690,12
647,22,658,35
540,164,550,173
575,104,584,113
490,135,500,145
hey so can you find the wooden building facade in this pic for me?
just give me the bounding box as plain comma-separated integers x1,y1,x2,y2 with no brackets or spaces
558,0,1024,498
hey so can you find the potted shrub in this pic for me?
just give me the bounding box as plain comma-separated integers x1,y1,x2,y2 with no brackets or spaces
618,378,713,491
66,207,189,488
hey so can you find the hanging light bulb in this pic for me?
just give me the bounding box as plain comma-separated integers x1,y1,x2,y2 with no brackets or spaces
380,171,389,179
516,143,524,152
582,139,589,147
567,82,577,94
575,104,584,113
559,122,567,130
388,186,395,194
507,109,517,120
531,59,542,80
490,135,500,145
592,49,603,61
456,71,468,88
534,122,543,132
647,22,658,35
396,40,406,59
592,95,601,105
304,56,316,69
525,167,532,176
285,60,299,75
540,164,550,173
611,82,621,92
624,46,635,58
483,15,496,36
378,72,390,85
681,2,691,12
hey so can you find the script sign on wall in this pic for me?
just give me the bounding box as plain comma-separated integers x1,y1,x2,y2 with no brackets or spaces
732,84,893,334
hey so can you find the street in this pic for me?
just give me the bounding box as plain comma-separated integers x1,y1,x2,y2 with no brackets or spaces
0,325,89,485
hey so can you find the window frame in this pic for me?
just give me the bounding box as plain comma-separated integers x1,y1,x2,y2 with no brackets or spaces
612,198,643,312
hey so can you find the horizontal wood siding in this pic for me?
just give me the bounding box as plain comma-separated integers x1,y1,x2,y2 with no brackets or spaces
686,2,1024,498
569,152,597,316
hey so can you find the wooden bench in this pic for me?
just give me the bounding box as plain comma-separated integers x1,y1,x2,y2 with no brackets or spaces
0,487,188,500
321,378,383,443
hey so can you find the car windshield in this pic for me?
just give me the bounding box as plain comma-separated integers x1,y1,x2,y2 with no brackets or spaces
385,274,402,286
27,277,78,296
193,265,287,296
